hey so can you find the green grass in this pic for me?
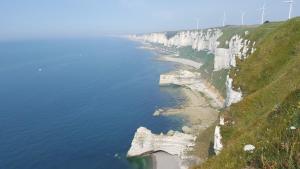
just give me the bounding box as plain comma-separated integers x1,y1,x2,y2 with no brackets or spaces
232,18,300,94
193,17,300,169
178,47,213,63
218,25,258,48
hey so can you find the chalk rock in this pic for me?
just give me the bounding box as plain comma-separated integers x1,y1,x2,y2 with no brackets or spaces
167,130,175,136
225,75,242,107
220,116,225,126
214,35,254,71
153,109,164,116
214,126,223,155
214,48,230,71
182,126,193,134
129,29,222,53
129,29,255,72
243,144,255,153
127,127,196,158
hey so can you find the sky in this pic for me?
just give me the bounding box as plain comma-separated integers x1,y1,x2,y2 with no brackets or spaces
0,0,299,40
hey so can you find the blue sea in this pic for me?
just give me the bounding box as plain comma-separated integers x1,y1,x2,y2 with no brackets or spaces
0,37,184,169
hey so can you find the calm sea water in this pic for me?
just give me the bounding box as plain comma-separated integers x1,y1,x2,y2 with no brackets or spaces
0,37,184,169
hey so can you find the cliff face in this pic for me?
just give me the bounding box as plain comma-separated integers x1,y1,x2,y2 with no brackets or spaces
130,28,255,107
127,127,197,169
129,29,257,160
214,34,255,71
131,29,222,53
159,70,224,108
130,29,255,74
127,127,196,158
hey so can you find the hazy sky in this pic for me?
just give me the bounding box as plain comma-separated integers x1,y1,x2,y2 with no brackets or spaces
0,0,299,40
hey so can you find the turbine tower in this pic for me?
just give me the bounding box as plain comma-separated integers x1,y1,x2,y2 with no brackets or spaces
222,12,226,27
259,3,266,24
283,0,294,19
241,12,246,25
197,19,199,30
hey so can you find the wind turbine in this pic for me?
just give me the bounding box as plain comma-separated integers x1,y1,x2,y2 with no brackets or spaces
222,11,226,27
258,3,266,24
196,19,199,30
283,0,294,19
241,12,246,25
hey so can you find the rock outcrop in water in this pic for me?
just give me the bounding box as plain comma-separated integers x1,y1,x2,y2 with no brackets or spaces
127,127,196,158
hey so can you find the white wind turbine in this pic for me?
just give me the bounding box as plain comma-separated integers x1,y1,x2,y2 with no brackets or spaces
241,11,246,25
196,19,199,30
258,3,266,24
283,0,294,19
222,11,226,27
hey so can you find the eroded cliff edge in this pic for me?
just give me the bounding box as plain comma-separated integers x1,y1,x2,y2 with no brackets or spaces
127,25,259,169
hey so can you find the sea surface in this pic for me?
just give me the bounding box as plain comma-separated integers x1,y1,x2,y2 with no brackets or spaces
0,37,184,169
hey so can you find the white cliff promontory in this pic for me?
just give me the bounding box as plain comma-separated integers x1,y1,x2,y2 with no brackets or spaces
127,127,196,157
159,70,224,108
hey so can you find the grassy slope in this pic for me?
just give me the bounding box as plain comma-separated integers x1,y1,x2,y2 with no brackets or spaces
218,25,258,48
193,17,300,169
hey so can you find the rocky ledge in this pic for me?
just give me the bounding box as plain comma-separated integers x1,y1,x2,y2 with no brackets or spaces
127,127,196,158
159,70,224,108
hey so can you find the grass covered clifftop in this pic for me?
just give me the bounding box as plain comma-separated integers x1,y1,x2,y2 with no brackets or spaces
193,17,300,169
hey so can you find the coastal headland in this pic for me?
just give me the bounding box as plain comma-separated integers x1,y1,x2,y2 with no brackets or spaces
127,41,225,169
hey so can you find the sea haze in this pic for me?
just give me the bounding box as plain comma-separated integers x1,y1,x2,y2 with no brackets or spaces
0,37,184,169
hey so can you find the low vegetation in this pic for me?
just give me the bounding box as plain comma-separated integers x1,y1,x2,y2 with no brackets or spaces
218,25,257,48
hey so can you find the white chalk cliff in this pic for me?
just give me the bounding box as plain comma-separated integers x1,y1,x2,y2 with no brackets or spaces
127,127,196,169
129,29,256,107
130,29,222,53
128,27,256,159
214,34,254,71
129,29,255,72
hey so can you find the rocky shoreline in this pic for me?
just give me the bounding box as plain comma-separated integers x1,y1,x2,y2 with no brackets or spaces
127,27,256,169
127,43,223,169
